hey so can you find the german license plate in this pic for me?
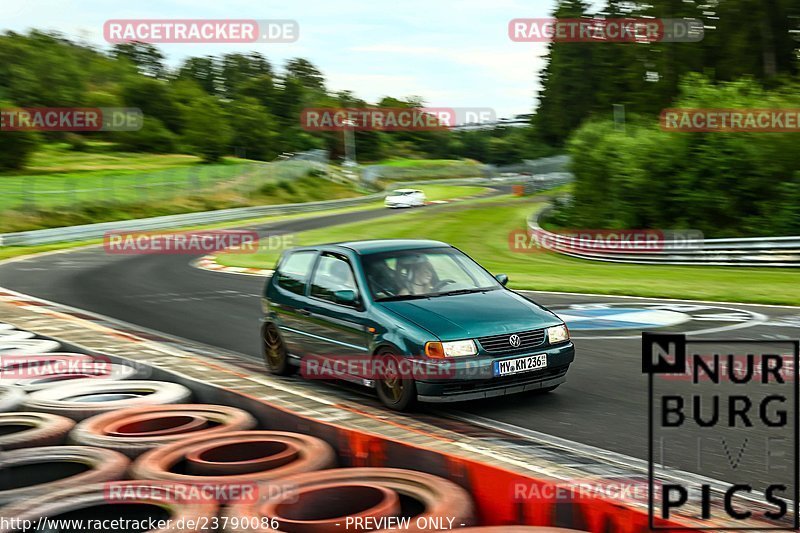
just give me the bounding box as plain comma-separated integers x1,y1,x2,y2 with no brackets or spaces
493,353,547,377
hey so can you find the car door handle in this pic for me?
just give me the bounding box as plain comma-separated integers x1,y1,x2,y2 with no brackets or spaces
298,309,312,316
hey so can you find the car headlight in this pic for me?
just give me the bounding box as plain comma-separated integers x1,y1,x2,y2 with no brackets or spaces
425,340,477,358
547,324,569,344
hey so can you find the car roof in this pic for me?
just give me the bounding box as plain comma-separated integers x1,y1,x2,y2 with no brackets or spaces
391,188,417,192
291,239,451,256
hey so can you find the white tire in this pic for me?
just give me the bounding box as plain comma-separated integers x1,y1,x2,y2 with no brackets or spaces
0,385,25,412
0,330,36,342
0,339,61,355
23,380,193,421
9,364,141,392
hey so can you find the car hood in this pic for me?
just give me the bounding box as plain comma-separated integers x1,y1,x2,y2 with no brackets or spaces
385,196,410,202
378,289,562,340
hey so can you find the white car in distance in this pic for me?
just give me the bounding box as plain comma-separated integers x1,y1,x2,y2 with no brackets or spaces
384,189,426,208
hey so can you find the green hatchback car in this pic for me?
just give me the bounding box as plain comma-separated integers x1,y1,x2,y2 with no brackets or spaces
261,239,574,410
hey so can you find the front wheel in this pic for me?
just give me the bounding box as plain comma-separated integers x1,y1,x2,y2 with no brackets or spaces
375,351,417,411
262,323,295,376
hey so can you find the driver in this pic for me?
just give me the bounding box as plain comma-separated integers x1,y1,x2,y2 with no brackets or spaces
405,260,437,295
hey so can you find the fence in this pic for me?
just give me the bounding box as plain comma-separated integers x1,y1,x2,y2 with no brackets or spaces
0,155,324,213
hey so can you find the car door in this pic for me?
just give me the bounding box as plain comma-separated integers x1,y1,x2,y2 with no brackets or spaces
303,252,371,366
270,250,319,357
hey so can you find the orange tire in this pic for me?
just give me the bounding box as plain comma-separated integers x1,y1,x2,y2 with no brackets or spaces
0,445,129,505
131,431,336,484
0,412,75,450
224,467,475,532
70,404,257,458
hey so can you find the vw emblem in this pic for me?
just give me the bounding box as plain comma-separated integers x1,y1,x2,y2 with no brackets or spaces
508,334,521,348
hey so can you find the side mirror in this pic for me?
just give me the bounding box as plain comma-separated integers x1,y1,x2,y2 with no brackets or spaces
334,289,358,305
495,274,509,286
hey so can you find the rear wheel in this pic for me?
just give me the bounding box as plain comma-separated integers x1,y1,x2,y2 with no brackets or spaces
263,323,295,376
375,350,417,411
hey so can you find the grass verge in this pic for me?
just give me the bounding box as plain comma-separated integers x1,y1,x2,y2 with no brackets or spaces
0,185,488,262
216,196,800,306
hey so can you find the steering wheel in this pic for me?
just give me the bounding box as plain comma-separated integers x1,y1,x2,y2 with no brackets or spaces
433,279,456,291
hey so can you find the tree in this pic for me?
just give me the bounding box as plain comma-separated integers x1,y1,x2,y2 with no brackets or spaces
113,116,176,153
220,53,274,98
284,58,326,92
177,57,218,95
533,0,596,146
0,101,38,170
226,97,278,160
121,76,182,133
182,97,231,163
111,42,166,78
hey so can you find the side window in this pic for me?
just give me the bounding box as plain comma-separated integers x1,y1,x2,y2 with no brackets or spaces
275,251,316,295
310,254,359,306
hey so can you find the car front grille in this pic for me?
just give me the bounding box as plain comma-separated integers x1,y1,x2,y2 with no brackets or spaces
440,365,568,395
477,328,546,355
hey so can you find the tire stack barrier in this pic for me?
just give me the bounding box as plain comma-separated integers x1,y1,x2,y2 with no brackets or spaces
0,322,493,532
0,319,679,531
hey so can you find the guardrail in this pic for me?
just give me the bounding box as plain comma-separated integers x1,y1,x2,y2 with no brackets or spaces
528,207,800,267
0,193,383,247
0,174,571,247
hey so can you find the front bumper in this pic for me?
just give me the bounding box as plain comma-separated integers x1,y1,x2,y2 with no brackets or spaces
415,341,575,403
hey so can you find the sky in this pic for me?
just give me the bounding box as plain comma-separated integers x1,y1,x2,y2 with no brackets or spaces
0,0,558,118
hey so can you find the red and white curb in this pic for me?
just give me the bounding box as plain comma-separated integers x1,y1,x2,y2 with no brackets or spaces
193,256,273,277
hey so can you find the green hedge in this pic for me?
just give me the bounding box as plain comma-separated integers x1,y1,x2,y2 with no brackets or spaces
563,75,800,238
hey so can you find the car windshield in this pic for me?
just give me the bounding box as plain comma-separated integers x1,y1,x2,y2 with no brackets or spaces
362,248,501,301
390,190,413,196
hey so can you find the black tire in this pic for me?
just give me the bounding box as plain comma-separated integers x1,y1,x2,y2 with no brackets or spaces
534,385,560,394
262,323,295,376
375,350,417,411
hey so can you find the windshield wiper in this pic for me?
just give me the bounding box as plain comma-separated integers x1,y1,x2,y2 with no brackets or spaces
376,294,431,302
434,288,485,297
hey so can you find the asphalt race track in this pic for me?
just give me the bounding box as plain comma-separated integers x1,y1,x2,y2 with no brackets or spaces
1,198,798,492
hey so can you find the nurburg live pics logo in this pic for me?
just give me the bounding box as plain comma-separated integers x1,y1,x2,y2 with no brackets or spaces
643,333,799,530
